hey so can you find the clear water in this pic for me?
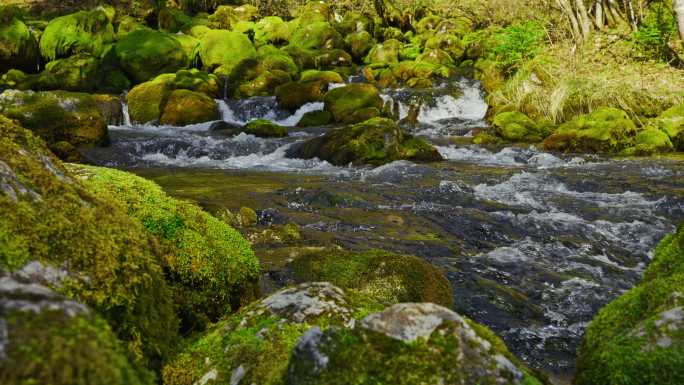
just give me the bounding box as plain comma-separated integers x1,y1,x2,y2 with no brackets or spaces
87,78,684,382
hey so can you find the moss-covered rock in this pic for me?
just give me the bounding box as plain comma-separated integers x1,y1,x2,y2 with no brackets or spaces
622,128,674,156
0,10,39,74
300,69,344,84
575,223,684,385
0,265,156,385
287,303,542,385
158,6,198,33
126,69,221,124
207,4,258,30
275,79,329,111
162,282,357,385
345,31,375,61
287,117,443,166
425,34,465,61
492,111,546,142
365,38,403,67
0,115,178,367
323,83,384,124
39,9,115,61
655,103,684,150
297,110,332,127
416,48,455,67
254,16,291,47
543,107,638,153
199,29,256,73
159,89,219,126
115,29,188,84
72,165,260,330
0,89,108,148
289,21,342,51
244,119,289,138
225,55,294,98
288,249,454,309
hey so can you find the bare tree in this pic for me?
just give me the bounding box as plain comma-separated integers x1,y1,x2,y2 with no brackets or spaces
675,0,684,45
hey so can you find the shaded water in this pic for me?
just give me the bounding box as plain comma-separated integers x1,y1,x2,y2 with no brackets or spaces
86,78,684,382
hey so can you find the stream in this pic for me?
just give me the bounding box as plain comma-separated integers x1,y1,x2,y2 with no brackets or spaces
84,78,684,382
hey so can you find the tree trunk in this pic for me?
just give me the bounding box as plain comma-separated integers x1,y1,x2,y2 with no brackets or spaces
574,0,592,41
594,0,604,29
674,0,684,45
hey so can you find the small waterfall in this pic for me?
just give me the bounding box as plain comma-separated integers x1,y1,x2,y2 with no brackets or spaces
121,92,132,127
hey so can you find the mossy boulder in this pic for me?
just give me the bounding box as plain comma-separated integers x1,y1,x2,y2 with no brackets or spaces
323,83,384,124
244,119,289,138
159,89,219,126
158,6,198,33
39,9,115,61
287,303,542,385
72,165,260,331
207,4,258,29
655,103,684,150
162,282,357,385
492,111,545,142
623,128,674,156
365,39,403,67
297,110,332,127
416,48,455,67
254,16,291,47
287,117,443,166
199,29,256,73
275,79,329,111
114,29,188,84
390,61,450,86
425,34,465,61
345,31,375,61
543,107,639,153
0,11,39,74
0,115,178,367
287,249,454,309
126,69,220,124
300,69,344,84
575,223,684,385
0,89,108,148
0,265,155,385
289,21,343,51
225,56,293,98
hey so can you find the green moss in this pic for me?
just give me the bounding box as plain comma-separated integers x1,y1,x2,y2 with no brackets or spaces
365,38,402,66
425,34,465,61
288,249,454,309
127,79,171,124
0,115,178,367
1,308,155,385
162,283,355,385
543,107,638,153
289,117,443,166
297,110,332,127
623,127,674,156
575,223,684,385
323,83,384,124
289,21,342,51
492,111,544,142
160,89,219,126
71,165,260,330
275,79,328,111
0,89,108,148
114,29,188,84
416,48,455,67
199,29,256,73
0,13,39,73
244,119,289,138
345,31,375,61
254,16,291,47
655,103,684,150
39,9,115,61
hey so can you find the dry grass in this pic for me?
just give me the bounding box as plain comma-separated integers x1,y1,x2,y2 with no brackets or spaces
488,34,684,124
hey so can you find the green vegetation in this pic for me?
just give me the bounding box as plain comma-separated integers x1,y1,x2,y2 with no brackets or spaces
0,7,39,73
323,83,384,124
575,223,684,385
39,8,115,61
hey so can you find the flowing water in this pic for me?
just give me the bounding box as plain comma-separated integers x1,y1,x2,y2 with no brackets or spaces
85,78,684,382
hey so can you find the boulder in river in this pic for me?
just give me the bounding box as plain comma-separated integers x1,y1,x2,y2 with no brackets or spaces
276,79,329,111
575,222,684,385
286,302,543,385
287,117,443,166
114,29,188,84
39,8,115,61
323,83,384,124
492,111,546,142
159,89,219,126
199,29,256,73
654,103,684,151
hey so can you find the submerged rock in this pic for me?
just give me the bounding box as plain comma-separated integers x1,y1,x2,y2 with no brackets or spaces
543,107,638,153
286,303,542,385
287,117,443,166
575,222,684,385
0,89,108,149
